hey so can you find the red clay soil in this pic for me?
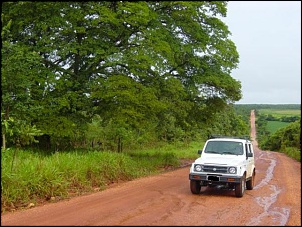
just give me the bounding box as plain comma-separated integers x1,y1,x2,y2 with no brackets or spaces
1,110,301,226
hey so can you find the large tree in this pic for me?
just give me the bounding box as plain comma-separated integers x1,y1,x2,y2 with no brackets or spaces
1,1,242,150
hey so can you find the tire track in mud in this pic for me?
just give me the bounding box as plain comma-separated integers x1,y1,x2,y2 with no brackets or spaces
246,150,290,226
248,109,290,226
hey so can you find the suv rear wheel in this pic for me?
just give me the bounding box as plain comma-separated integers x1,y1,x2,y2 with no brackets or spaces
246,169,255,190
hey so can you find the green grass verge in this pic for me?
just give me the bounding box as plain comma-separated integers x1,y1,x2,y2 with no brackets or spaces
1,141,202,213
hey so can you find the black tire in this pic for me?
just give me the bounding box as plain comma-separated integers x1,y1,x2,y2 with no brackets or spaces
246,170,255,190
235,175,246,197
190,180,201,194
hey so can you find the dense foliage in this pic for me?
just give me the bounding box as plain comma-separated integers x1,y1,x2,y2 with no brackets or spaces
259,120,300,150
2,1,247,152
253,106,301,161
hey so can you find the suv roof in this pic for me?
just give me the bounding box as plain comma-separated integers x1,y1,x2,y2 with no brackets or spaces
208,135,250,140
207,135,251,142
207,138,251,143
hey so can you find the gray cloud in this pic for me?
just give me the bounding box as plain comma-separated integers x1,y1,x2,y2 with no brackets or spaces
222,1,301,104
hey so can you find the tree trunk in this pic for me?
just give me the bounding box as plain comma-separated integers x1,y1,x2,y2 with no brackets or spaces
117,137,123,153
2,133,6,150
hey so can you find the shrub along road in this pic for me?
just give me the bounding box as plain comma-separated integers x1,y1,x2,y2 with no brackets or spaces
1,110,301,226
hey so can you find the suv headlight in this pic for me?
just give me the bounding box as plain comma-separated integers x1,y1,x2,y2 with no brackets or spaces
194,164,203,172
228,167,237,174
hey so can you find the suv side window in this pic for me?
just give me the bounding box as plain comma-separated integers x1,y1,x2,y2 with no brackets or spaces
248,144,253,154
246,143,253,158
245,143,253,158
245,143,249,154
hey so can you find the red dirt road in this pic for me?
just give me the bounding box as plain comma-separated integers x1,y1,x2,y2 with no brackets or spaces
1,110,301,226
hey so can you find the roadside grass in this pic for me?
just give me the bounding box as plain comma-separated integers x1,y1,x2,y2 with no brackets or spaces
1,141,202,213
1,138,299,214
282,147,301,162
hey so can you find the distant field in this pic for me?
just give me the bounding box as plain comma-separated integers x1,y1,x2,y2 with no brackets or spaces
266,121,290,134
256,108,300,133
258,109,301,117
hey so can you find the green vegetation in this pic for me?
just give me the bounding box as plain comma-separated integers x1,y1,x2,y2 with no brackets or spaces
266,121,290,134
1,142,201,213
259,120,300,161
259,109,301,117
2,2,243,152
247,104,301,110
254,105,300,161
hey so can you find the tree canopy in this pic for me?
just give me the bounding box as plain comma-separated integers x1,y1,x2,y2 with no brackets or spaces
1,1,245,151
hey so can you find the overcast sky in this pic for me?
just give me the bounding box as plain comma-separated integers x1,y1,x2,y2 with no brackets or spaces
221,1,301,104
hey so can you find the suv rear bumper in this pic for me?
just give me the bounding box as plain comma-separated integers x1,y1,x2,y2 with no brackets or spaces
189,173,242,183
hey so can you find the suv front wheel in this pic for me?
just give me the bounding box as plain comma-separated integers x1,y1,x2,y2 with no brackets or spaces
235,174,246,197
190,180,201,194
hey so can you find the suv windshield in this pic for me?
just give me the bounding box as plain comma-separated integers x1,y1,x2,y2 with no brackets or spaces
204,141,243,155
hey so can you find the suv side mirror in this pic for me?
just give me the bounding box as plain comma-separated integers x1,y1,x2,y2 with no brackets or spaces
247,152,253,157
198,150,203,154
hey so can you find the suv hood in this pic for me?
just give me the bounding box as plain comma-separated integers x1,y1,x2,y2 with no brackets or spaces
194,154,245,166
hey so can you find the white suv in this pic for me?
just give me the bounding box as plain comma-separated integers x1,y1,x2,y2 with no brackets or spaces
189,135,256,197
